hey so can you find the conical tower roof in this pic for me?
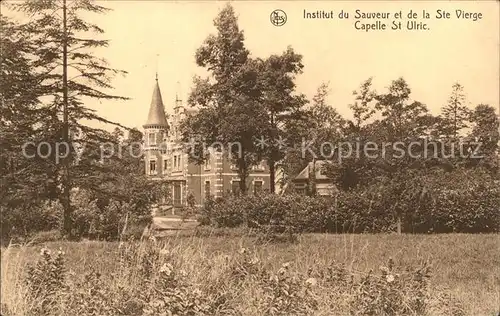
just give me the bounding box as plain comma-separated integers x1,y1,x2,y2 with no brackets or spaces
143,76,168,127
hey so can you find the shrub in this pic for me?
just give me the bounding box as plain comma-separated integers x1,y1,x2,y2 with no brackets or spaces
1,201,63,244
25,248,66,316
71,189,152,241
260,262,318,315
31,230,63,244
199,171,499,234
349,259,431,315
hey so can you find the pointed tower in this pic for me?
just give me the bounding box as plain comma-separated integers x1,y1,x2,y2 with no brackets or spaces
171,81,185,141
174,81,183,114
143,75,169,177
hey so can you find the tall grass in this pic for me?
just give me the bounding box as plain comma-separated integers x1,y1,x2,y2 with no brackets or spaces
1,233,498,315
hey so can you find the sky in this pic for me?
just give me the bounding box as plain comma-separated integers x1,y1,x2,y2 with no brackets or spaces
4,0,499,132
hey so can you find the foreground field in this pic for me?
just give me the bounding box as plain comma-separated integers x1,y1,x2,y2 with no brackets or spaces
1,232,499,315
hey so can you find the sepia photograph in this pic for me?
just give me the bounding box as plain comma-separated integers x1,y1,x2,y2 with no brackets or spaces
1,0,499,315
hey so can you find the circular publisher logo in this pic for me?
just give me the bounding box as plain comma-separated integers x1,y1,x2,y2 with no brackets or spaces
270,9,287,27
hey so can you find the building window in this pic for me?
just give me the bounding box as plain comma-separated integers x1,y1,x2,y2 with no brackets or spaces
205,181,210,199
253,181,263,195
163,159,168,173
149,160,156,174
319,165,327,176
296,188,306,195
231,181,240,195
295,183,306,195
148,133,155,145
173,183,182,206
204,153,211,170
173,155,182,171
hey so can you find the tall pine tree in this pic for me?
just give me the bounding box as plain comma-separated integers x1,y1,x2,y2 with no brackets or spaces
440,83,471,139
9,0,129,237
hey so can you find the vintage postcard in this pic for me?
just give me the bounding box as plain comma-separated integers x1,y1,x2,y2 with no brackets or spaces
1,1,499,315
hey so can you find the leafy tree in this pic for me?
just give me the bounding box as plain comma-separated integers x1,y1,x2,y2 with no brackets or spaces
368,78,431,233
182,4,267,194
349,77,376,131
324,78,377,190
375,78,429,140
467,104,499,172
278,82,344,195
257,47,308,193
307,83,345,195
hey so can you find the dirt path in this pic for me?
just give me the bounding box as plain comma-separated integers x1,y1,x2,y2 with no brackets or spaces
142,216,199,238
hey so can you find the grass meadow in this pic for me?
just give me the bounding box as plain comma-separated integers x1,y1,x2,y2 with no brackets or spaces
1,231,499,315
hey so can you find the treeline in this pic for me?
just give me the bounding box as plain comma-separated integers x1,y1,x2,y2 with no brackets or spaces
1,1,166,243
181,4,499,234
179,4,499,194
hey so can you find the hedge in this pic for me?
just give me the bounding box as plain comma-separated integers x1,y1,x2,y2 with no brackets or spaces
199,179,499,234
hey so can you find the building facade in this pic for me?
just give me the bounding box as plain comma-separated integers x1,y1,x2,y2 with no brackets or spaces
288,160,337,196
143,77,270,208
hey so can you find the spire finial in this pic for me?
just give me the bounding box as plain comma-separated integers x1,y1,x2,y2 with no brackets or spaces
175,81,183,109
155,53,159,81
175,81,181,102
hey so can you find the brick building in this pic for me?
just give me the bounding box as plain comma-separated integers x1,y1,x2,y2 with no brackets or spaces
143,77,270,208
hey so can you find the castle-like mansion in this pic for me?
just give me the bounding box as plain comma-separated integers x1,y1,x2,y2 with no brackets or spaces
143,77,271,207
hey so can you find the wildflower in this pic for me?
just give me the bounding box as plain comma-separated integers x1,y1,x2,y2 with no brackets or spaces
239,247,247,254
159,263,173,276
57,247,65,256
192,288,202,296
250,257,260,265
305,278,317,286
40,248,50,256
277,262,291,275
386,274,395,283
159,248,170,256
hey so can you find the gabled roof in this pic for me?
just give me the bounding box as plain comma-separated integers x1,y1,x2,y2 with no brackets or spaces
144,78,168,127
294,160,332,180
